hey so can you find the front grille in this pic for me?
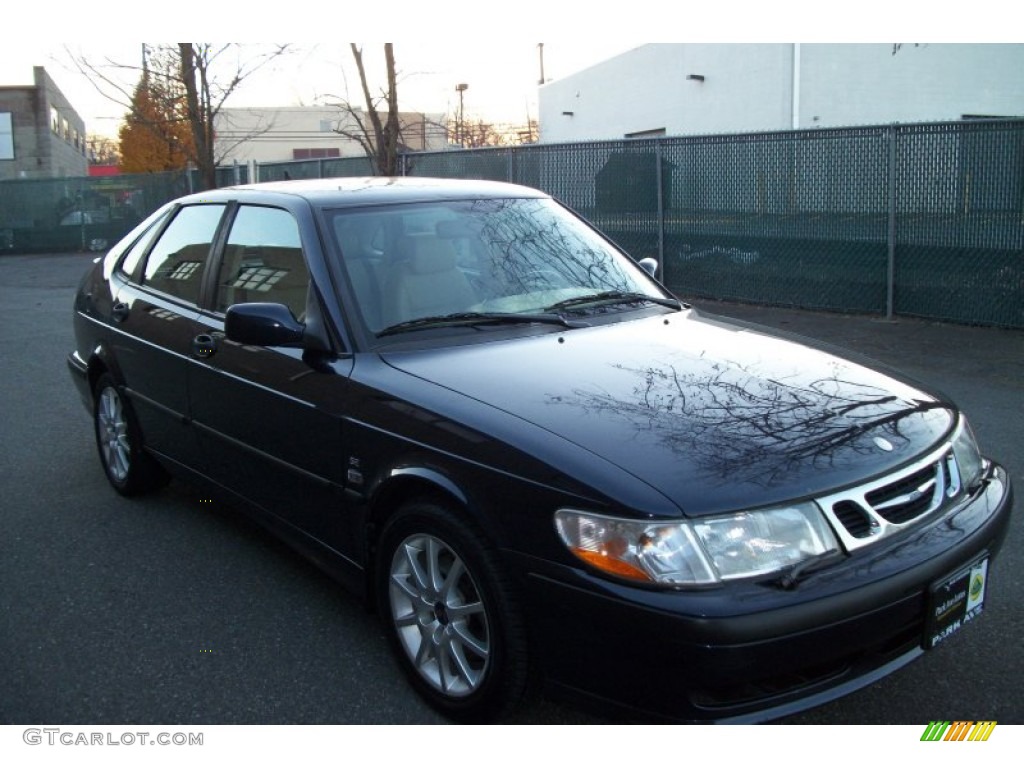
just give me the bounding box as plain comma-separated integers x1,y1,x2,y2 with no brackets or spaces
832,500,875,538
867,464,942,524
817,441,962,552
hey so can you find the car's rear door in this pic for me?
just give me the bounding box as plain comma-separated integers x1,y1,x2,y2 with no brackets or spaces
110,202,228,465
185,201,358,557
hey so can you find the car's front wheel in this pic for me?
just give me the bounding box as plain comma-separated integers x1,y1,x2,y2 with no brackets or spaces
93,373,168,496
377,500,530,722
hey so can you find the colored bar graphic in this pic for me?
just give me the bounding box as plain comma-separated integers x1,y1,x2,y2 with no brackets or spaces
921,721,950,741
920,720,997,742
968,722,997,741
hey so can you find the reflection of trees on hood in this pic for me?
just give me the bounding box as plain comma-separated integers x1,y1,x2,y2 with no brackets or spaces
558,358,949,487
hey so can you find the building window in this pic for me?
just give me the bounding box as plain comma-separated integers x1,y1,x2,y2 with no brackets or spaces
293,147,341,160
215,205,308,317
0,113,13,160
167,261,203,281
50,107,60,134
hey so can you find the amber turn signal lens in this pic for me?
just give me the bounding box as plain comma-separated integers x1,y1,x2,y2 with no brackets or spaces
571,547,653,582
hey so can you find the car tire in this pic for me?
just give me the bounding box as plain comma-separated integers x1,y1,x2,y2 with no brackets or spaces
377,500,531,723
93,373,169,496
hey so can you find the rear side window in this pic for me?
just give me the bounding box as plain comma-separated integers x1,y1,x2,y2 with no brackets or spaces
143,204,226,305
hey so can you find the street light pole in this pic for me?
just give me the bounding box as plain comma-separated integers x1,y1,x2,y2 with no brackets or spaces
455,83,468,147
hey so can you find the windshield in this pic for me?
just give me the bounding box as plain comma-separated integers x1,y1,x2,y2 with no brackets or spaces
325,197,669,335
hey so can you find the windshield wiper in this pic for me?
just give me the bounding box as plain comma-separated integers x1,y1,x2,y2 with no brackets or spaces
545,291,682,313
774,548,843,590
377,311,587,338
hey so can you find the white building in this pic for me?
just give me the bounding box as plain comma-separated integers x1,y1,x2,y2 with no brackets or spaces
538,44,1024,143
214,106,449,165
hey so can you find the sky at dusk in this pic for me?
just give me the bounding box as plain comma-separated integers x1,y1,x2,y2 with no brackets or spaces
0,1,1003,141
0,42,641,139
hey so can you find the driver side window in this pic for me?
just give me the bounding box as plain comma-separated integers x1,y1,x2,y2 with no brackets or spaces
215,206,310,319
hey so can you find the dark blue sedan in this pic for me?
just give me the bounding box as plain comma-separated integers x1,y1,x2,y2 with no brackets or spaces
68,178,1012,722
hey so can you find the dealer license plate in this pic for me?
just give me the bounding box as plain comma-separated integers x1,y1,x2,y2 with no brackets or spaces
924,557,988,650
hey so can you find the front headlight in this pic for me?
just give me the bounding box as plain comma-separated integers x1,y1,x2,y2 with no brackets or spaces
554,502,839,587
950,417,986,494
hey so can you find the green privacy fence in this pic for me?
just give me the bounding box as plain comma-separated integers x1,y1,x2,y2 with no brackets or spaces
0,165,248,254
256,155,374,182
2,120,1021,327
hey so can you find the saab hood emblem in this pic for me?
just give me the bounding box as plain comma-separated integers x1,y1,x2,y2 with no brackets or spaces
873,436,895,452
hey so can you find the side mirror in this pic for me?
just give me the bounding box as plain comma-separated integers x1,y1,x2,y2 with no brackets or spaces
638,257,659,278
225,303,305,347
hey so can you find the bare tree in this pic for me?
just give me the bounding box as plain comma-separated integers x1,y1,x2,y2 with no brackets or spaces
86,134,121,166
330,44,433,176
458,117,506,148
178,44,216,187
67,43,289,189
179,44,294,188
453,116,539,148
354,44,399,175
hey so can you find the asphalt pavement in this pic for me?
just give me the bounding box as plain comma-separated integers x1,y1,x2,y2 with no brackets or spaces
1,252,1021,725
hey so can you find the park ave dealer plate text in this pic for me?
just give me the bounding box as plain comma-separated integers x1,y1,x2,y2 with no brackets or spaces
924,557,988,650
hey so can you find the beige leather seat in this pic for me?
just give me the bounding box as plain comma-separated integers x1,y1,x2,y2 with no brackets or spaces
383,238,476,327
346,256,385,330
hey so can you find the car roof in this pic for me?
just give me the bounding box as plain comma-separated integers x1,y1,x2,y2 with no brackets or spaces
178,177,551,208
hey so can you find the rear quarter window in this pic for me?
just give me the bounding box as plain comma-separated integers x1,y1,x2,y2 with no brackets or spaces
118,209,173,279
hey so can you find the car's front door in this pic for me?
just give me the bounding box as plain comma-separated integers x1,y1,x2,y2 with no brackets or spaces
185,203,358,558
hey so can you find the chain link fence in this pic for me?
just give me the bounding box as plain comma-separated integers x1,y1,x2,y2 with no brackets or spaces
893,121,1024,327
2,120,1021,327
399,120,1024,328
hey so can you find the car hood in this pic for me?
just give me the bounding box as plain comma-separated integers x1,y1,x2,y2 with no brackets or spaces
380,310,955,516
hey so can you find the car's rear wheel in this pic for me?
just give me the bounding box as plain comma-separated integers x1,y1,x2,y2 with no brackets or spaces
378,500,530,722
93,373,168,496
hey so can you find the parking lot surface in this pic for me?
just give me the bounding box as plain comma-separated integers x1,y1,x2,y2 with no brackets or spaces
1,252,1020,724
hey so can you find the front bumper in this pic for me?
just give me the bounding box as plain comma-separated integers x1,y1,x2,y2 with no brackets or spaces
511,463,1012,723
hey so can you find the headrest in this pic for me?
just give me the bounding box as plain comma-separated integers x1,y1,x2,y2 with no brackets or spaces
411,239,458,275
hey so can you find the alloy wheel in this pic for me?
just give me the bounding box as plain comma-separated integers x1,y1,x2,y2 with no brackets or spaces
388,533,491,697
97,385,131,482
